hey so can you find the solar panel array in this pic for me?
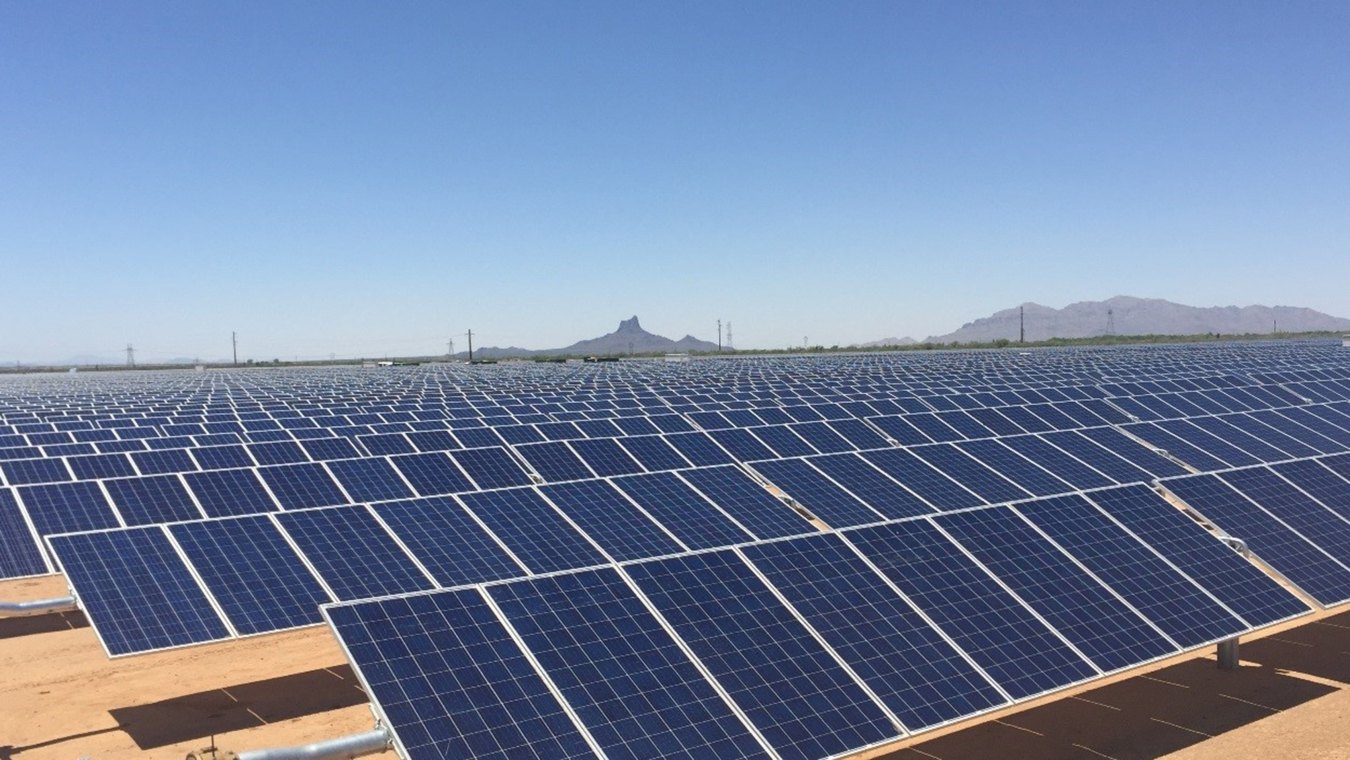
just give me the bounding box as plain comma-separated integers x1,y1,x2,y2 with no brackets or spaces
6,341,1350,756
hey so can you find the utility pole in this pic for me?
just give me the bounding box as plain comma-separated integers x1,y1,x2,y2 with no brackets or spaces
717,320,722,352
448,337,455,359
1019,306,1025,344
725,322,733,351
1107,309,1115,337
466,330,474,362
1273,319,1278,334
125,344,135,368
232,331,238,367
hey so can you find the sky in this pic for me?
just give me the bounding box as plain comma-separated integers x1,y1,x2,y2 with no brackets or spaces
2,1,1348,362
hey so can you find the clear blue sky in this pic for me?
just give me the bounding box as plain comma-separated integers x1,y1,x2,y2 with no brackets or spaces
3,1,1347,362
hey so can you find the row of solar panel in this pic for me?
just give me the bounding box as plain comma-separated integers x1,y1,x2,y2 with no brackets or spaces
323,483,1310,760
0,422,1195,580
1159,454,1350,606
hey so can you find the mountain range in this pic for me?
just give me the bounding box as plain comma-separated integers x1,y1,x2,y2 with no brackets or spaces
464,316,721,358
918,296,1350,344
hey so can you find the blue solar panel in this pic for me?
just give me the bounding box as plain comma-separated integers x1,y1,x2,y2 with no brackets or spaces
611,472,755,550
568,438,645,477
515,441,596,482
184,468,278,517
1077,427,1189,478
625,550,900,760
169,515,332,635
450,447,534,489
373,497,526,586
1150,421,1261,468
0,488,48,577
326,457,416,503
909,444,1030,504
1271,458,1350,522
999,434,1115,490
1,457,72,485
407,429,463,452
1186,417,1298,462
1248,409,1342,453
860,448,984,511
67,453,137,480
806,453,935,519
748,458,883,528
388,452,475,496
275,507,434,601
936,507,1177,672
707,429,777,462
299,437,362,461
742,534,1007,731
1274,408,1350,450
1086,484,1309,626
258,463,350,509
540,480,681,560
1016,494,1247,647
325,590,597,760
749,426,818,458
615,435,692,472
678,466,816,540
867,415,934,446
190,445,256,471
491,569,770,760
18,481,121,539
49,527,230,655
954,439,1075,498
1166,471,1350,606
788,421,856,454
247,440,309,465
662,432,736,467
458,488,608,573
132,449,198,475
1035,431,1148,485
103,474,204,525
844,520,1097,700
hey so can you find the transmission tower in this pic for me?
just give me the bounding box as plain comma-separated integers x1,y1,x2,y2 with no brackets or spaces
1106,308,1116,336
725,322,733,350
125,344,135,367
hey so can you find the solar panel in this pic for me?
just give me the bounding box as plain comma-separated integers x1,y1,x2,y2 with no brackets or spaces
999,434,1114,490
568,438,645,477
706,429,777,462
0,488,48,577
909,444,1031,504
325,590,598,760
1077,427,1189,478
615,435,692,472
67,453,137,480
190,445,255,471
299,437,362,461
806,452,936,519
18,481,121,539
450,447,535,489
326,457,416,503
257,463,350,509
388,452,476,496
747,458,884,528
184,468,278,517
624,550,901,760
662,432,736,466
678,466,817,540
788,421,856,454
935,507,1177,672
741,533,1008,731
954,439,1074,497
490,569,771,760
844,520,1097,700
540,479,685,561
515,441,596,482
48,527,231,656
860,448,984,511
458,488,608,573
275,507,434,601
1271,458,1350,522
1165,471,1350,606
1085,484,1309,625
103,474,204,526
168,515,332,635
1016,494,1248,647
749,426,818,458
1,457,72,485
611,472,756,550
132,449,198,475
247,440,309,465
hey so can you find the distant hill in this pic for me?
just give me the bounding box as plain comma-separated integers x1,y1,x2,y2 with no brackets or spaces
927,296,1350,344
466,316,721,358
857,336,917,348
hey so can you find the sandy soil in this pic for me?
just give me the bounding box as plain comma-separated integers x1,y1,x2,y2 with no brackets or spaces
3,573,1348,760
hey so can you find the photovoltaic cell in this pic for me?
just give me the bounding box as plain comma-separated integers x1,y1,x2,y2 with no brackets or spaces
678,466,816,540
909,444,1030,504
845,520,1097,700
325,590,596,760
615,435,692,472
327,457,416,503
490,569,770,760
459,488,609,573
103,474,204,525
184,468,278,517
625,550,900,760
936,507,1176,671
1038,431,1154,485
540,479,685,561
860,448,984,511
662,432,736,467
169,516,332,635
516,441,596,482
806,453,936,519
18,481,121,538
747,458,883,528
275,507,433,601
389,452,476,496
258,463,350,510
1016,494,1247,647
0,488,47,577
451,447,534,490
954,439,1074,497
611,472,754,550
742,534,1007,731
1086,485,1309,626
49,527,230,655
568,438,645,477
373,497,526,586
